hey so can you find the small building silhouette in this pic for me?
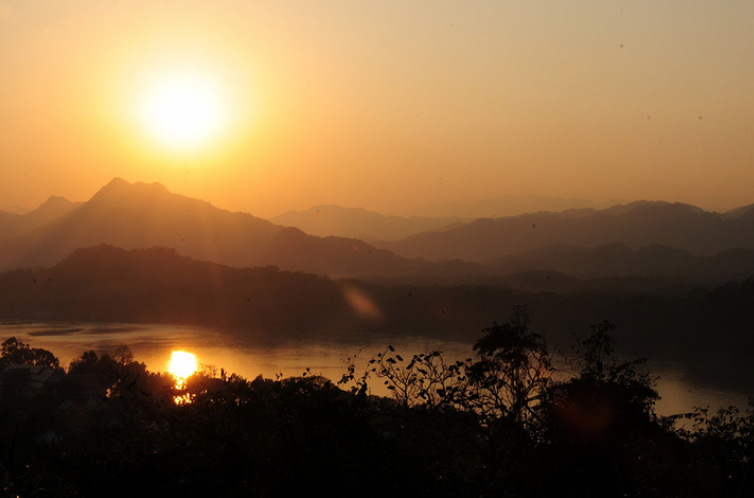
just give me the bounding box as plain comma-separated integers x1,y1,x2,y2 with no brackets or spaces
0,363,64,399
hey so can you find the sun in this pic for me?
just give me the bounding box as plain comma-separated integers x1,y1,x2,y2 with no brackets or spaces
138,71,228,149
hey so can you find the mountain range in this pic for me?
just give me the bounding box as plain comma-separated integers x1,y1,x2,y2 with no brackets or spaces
0,179,280,271
270,205,464,242
407,194,625,218
2,179,754,289
0,196,81,241
375,202,754,263
0,179,451,280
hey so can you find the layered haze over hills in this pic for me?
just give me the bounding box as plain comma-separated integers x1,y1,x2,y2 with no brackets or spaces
408,194,626,219
0,205,34,215
2,179,754,290
0,179,444,279
270,205,465,242
0,179,278,271
3,244,754,381
2,178,754,382
0,196,81,241
376,202,754,263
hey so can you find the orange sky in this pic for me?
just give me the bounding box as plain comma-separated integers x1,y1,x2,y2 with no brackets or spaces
1,1,752,217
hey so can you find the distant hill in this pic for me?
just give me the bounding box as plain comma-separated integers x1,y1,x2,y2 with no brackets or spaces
721,203,754,219
257,227,432,277
0,196,80,241
270,205,464,241
410,194,625,218
377,201,754,262
0,245,359,335
0,205,33,215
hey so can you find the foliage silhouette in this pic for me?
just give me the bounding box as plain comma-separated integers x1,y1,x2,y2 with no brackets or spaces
0,324,751,497
0,337,59,369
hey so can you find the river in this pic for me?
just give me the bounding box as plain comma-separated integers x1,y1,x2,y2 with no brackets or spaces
0,320,748,417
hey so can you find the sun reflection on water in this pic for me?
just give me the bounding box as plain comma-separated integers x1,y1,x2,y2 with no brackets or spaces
168,350,198,403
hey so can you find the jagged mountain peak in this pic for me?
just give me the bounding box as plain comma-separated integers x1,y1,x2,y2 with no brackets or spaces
33,195,74,213
89,178,170,203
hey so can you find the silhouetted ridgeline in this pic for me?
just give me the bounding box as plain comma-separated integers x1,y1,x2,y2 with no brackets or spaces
4,179,754,287
0,245,354,335
377,201,754,262
0,178,280,270
1,245,754,380
0,179,491,282
0,195,80,241
490,243,754,284
269,204,465,241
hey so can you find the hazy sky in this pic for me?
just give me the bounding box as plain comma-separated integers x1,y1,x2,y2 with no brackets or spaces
1,0,752,217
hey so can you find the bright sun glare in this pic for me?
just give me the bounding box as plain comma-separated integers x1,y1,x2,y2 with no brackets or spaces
168,350,198,387
138,71,227,149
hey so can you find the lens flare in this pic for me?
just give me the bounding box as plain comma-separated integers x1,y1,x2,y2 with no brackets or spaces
343,285,384,321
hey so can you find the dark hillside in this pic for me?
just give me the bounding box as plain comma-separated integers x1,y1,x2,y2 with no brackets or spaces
490,243,754,284
0,245,752,384
0,245,354,336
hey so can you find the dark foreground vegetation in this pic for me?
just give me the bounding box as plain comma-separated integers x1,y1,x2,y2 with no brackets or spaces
0,320,751,498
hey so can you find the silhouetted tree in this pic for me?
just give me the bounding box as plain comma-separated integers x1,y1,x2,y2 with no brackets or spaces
465,321,553,428
541,321,677,496
113,345,134,365
0,337,59,369
680,400,754,497
67,349,101,374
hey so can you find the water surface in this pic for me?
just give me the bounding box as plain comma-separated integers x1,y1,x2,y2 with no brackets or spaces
1,320,748,417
